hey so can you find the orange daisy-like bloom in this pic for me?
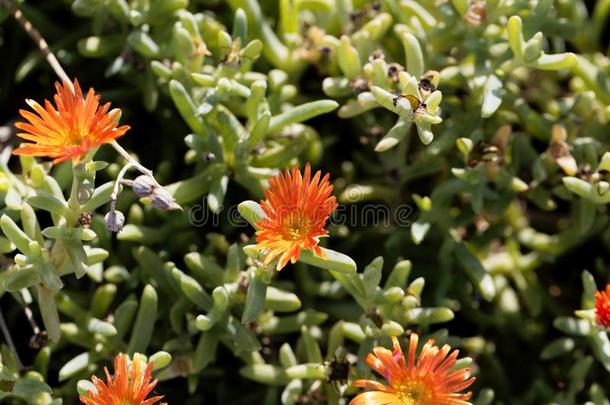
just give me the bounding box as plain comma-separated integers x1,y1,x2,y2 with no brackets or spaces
595,284,610,328
350,334,475,405
80,353,166,405
13,79,129,164
256,163,338,271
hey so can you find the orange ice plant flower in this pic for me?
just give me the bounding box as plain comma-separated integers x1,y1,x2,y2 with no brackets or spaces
80,353,166,405
595,284,610,328
255,163,338,271
13,79,129,164
350,334,475,405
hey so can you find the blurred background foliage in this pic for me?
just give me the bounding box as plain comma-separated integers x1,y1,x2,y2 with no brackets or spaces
1,0,610,404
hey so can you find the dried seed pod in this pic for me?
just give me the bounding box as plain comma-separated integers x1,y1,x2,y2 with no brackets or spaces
367,306,383,328
548,125,578,176
387,63,404,82
326,346,352,389
466,0,486,26
78,212,92,228
299,26,327,64
29,330,48,349
468,141,501,167
350,77,370,93
419,71,440,99
368,49,385,62
319,45,332,58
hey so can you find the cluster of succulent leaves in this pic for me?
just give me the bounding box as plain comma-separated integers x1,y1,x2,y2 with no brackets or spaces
2,0,610,403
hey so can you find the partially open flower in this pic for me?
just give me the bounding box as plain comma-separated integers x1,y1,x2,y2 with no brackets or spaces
350,334,475,405
13,79,129,164
595,284,610,328
255,163,337,271
80,353,166,405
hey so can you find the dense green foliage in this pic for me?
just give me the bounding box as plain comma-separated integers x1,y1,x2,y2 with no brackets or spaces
1,0,610,404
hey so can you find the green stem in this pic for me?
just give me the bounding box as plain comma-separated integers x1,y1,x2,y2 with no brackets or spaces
329,271,367,309
0,307,23,370
66,165,81,224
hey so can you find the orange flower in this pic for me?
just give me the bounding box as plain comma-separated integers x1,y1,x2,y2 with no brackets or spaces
595,284,610,328
80,353,166,405
13,79,129,164
256,163,337,270
350,334,475,405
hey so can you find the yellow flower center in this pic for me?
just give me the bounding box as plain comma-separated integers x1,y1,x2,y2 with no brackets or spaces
282,210,311,241
66,126,88,145
396,380,434,405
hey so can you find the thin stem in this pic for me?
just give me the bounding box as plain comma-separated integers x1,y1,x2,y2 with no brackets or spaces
110,141,151,176
0,307,24,370
110,141,162,187
18,288,41,335
111,161,134,210
2,0,72,89
24,306,41,334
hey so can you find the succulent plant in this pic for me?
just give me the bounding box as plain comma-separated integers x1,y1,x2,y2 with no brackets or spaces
1,0,610,404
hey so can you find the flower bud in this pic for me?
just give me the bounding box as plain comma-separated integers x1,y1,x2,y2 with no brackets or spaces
104,210,125,233
150,187,181,211
132,175,156,198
